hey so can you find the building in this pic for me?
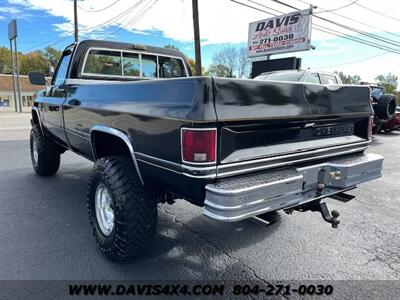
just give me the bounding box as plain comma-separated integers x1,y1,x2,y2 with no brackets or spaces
0,74,49,112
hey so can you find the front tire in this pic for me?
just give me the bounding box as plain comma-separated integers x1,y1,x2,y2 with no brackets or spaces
30,125,60,176
87,156,159,261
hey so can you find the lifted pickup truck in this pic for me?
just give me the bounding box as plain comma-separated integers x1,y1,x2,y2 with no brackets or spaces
29,40,383,261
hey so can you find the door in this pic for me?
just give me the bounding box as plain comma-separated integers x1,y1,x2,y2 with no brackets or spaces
41,49,73,143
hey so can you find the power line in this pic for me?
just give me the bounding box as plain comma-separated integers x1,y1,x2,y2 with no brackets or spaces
21,36,72,52
264,0,400,49
247,0,283,14
314,0,359,14
260,0,400,53
313,24,400,54
265,0,298,11
314,14,400,48
354,1,400,22
295,0,400,40
313,52,390,68
110,0,159,37
21,0,151,52
230,0,274,14
78,0,121,13
82,0,147,31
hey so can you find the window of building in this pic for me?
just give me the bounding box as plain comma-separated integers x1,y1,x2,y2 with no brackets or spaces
0,96,10,107
27,95,33,106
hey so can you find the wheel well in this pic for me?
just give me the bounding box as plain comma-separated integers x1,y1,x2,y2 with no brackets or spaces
91,131,131,159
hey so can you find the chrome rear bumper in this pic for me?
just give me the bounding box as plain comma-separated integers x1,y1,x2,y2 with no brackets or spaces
203,153,383,222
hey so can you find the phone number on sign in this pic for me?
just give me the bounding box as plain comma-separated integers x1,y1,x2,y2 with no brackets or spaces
258,34,294,44
233,284,334,296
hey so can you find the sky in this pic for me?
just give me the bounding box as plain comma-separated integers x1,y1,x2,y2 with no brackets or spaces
0,0,399,85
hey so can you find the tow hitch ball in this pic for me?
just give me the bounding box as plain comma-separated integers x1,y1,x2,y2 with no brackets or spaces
312,202,340,229
285,202,341,228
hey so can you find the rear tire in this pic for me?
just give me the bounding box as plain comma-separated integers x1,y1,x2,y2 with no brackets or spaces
375,94,397,120
30,125,60,176
87,156,160,261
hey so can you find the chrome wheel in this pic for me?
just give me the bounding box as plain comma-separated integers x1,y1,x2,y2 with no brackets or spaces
95,183,114,236
32,135,38,163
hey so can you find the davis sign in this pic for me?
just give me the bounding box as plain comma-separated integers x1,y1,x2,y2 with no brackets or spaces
248,10,312,57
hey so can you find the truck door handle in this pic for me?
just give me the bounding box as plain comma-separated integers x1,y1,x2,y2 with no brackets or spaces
68,99,81,106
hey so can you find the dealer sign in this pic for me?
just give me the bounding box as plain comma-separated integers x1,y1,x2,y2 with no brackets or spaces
248,10,312,57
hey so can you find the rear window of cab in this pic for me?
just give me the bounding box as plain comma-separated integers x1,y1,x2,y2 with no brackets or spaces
82,48,187,79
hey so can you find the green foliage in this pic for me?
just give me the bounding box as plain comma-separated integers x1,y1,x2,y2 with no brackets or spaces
375,73,398,94
0,46,62,76
0,47,12,74
41,47,62,69
19,51,49,75
207,64,232,77
187,57,207,76
336,71,361,84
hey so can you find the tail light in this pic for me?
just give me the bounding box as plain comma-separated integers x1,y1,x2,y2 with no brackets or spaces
368,116,374,139
181,128,217,164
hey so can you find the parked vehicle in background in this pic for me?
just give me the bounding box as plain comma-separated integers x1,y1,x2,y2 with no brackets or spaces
382,106,400,132
360,83,397,134
28,40,383,261
254,69,343,85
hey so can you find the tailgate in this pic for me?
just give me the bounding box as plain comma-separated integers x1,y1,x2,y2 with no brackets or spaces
212,78,372,170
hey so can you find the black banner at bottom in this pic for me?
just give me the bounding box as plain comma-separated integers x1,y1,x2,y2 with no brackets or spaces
0,280,399,299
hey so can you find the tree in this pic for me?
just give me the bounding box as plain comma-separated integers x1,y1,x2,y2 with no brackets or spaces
237,47,251,79
0,46,60,76
41,47,62,70
336,71,361,84
375,73,398,94
0,47,12,74
208,46,250,78
188,57,207,76
207,64,231,77
19,51,49,75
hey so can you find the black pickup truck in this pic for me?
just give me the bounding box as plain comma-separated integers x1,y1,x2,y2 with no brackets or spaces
29,40,383,261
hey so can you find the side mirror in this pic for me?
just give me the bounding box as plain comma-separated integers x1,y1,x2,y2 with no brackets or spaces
28,71,46,86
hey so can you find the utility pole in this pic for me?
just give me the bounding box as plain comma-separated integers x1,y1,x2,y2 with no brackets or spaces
192,0,202,76
74,0,78,42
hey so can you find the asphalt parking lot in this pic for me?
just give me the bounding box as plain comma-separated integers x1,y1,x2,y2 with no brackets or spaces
0,113,399,281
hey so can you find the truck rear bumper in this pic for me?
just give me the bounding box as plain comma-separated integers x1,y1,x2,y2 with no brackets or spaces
203,153,383,222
